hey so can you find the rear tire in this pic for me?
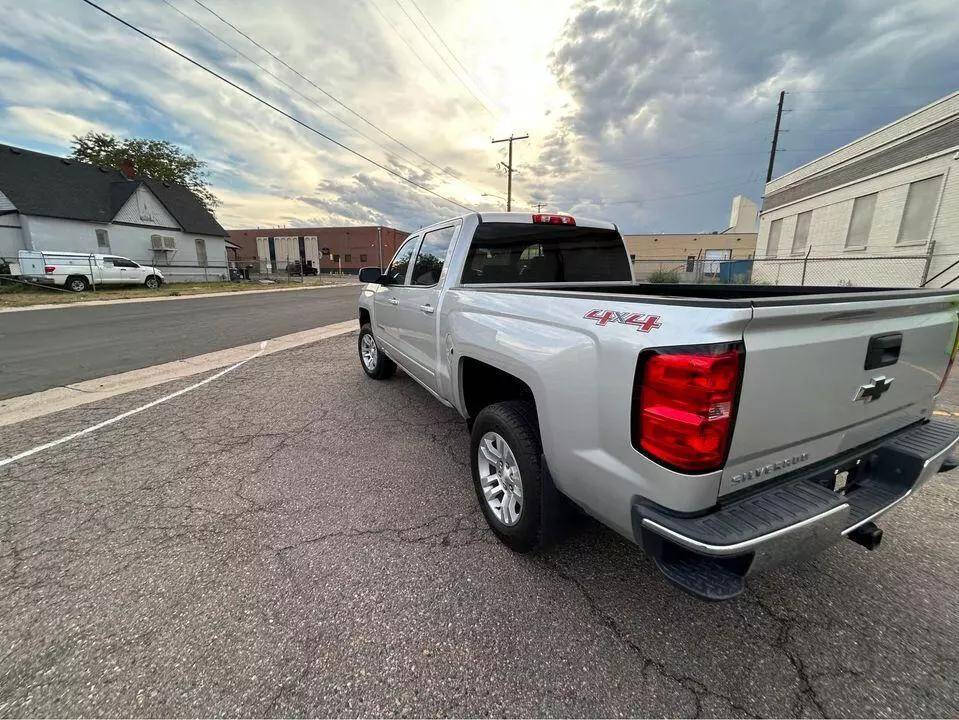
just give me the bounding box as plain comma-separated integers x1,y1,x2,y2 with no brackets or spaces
471,401,544,552
144,275,160,289
65,275,89,293
358,323,396,379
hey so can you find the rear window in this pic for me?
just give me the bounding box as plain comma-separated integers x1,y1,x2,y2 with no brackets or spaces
461,223,631,284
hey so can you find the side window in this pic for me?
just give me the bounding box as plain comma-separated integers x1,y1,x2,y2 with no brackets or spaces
845,193,878,249
411,226,456,286
384,236,418,285
102,256,119,267
113,257,139,268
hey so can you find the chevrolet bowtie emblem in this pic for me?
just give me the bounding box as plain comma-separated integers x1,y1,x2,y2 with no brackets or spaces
854,376,894,403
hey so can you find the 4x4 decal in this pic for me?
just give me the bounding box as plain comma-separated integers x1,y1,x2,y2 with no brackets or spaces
584,309,662,333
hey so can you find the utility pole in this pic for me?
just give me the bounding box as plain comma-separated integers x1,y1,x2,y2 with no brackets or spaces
377,226,383,270
491,133,528,211
766,90,786,183
534,202,546,213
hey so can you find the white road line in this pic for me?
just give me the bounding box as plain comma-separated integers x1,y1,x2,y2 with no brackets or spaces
0,320,358,428
0,341,268,470
0,281,359,314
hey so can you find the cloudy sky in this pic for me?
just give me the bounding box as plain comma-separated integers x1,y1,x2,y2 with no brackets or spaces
1,0,957,233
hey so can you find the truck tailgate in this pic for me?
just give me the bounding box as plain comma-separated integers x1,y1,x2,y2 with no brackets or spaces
721,292,958,495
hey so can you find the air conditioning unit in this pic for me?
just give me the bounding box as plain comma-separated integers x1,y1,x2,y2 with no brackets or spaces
150,235,164,250
163,237,176,249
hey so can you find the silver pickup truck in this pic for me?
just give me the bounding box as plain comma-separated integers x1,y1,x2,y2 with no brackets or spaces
356,212,959,600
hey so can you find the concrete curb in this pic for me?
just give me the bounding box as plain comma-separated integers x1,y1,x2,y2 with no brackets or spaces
0,320,358,428
0,281,360,314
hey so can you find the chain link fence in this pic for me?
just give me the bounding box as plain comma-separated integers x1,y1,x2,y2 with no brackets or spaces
0,255,354,291
633,254,959,289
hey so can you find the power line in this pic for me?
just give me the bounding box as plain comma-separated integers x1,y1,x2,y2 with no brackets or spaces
789,85,951,94
601,148,813,170
366,0,447,86
159,0,437,184
407,0,496,115
393,0,495,118
784,105,923,113
602,176,760,206
79,0,475,212
190,0,467,186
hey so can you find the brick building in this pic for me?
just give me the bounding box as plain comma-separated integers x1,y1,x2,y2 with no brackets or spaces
227,225,408,274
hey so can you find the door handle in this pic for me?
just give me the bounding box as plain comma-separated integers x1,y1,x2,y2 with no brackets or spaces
419,303,434,314
388,297,399,306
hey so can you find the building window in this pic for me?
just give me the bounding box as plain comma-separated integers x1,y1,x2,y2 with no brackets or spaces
766,218,783,257
332,254,339,262
897,175,943,244
95,228,110,249
845,193,878,249
195,238,208,267
791,211,812,254
345,254,352,262
360,254,367,262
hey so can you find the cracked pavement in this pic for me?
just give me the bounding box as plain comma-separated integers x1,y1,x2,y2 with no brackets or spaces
1,332,958,717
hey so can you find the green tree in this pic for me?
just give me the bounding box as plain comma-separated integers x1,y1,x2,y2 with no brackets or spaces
70,132,219,213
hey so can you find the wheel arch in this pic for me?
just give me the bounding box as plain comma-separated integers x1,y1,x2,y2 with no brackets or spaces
458,355,540,422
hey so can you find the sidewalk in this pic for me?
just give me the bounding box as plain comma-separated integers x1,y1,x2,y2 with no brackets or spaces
0,279,359,313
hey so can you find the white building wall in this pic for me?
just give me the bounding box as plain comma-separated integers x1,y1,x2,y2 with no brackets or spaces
21,215,229,282
113,185,179,228
755,151,958,287
0,212,23,259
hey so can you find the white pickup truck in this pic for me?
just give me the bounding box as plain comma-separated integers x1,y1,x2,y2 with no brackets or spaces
356,212,959,600
17,250,165,292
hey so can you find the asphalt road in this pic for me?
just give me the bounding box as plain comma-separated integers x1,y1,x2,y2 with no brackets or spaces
1,332,957,717
0,285,361,400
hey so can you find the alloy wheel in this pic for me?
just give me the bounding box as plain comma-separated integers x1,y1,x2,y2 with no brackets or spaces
477,431,524,526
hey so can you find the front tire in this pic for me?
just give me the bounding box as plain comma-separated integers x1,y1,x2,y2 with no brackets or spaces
144,275,160,289
358,324,396,379
471,401,544,552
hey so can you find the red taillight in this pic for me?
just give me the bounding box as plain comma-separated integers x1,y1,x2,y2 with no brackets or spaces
44,265,55,273
532,214,575,225
937,325,959,395
633,344,743,473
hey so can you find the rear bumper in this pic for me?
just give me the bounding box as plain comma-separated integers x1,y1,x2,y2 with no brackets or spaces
23,275,56,286
632,420,959,600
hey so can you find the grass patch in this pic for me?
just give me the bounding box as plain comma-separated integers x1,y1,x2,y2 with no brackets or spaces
0,276,353,308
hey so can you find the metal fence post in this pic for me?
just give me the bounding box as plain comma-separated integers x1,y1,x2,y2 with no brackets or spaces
800,244,811,286
920,240,936,286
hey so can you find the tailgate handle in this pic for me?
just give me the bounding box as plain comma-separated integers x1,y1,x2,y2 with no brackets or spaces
865,333,901,370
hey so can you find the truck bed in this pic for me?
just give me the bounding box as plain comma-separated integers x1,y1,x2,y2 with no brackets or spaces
456,281,959,305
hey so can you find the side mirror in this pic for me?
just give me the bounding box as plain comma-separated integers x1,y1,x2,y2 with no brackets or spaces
358,266,384,284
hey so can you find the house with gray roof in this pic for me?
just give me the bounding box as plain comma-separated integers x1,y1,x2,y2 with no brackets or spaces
0,144,229,282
